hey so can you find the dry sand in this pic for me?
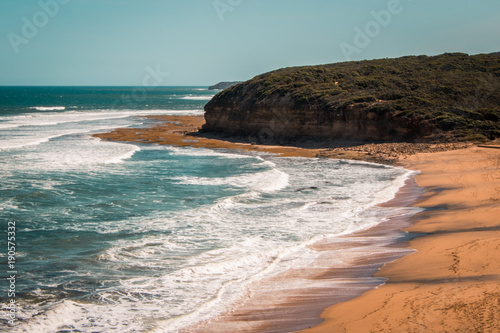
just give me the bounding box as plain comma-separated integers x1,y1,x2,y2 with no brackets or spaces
300,147,500,333
95,116,500,332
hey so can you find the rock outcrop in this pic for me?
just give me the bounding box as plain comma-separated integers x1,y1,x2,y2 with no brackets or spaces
203,53,500,143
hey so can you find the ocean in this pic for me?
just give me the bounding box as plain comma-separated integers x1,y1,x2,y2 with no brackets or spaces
0,87,417,332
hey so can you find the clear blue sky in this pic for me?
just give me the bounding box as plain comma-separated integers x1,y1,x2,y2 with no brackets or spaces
1,0,499,86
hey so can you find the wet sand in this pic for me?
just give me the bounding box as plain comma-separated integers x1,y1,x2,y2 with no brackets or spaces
182,178,423,333
93,115,472,164
94,115,325,158
94,116,500,332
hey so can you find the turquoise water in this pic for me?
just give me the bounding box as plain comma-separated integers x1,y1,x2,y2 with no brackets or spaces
0,87,414,332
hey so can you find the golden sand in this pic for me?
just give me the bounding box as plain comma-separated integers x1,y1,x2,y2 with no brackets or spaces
300,147,500,333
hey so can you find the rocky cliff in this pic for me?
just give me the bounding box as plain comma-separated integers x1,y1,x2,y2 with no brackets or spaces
203,53,500,143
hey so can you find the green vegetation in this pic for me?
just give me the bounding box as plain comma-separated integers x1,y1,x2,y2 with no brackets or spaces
211,53,500,141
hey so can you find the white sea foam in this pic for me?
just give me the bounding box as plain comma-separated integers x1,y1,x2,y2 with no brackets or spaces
11,300,86,333
0,199,19,211
29,106,66,111
134,109,204,116
1,110,419,333
0,124,128,150
165,146,257,159
66,235,292,333
369,169,419,206
39,138,141,168
0,133,60,150
181,95,214,100
1,134,140,171
0,112,129,130
9,164,416,333
0,109,202,131
0,123,22,129
175,168,289,193
0,109,204,161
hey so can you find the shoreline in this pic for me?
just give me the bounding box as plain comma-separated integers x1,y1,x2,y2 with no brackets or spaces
182,176,422,333
300,147,500,332
93,115,473,164
94,115,500,332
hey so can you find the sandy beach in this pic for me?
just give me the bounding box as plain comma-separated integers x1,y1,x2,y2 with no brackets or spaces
95,116,500,332
301,146,500,333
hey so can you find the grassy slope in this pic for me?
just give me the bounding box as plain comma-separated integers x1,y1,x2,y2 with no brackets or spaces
210,53,500,141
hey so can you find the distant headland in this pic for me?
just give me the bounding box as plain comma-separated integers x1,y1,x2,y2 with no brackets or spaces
208,81,243,90
203,53,500,143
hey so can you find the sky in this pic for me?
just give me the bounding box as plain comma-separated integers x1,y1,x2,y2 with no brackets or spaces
0,0,499,86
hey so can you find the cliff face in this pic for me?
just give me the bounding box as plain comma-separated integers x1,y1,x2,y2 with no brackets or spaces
204,92,432,142
203,53,500,143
